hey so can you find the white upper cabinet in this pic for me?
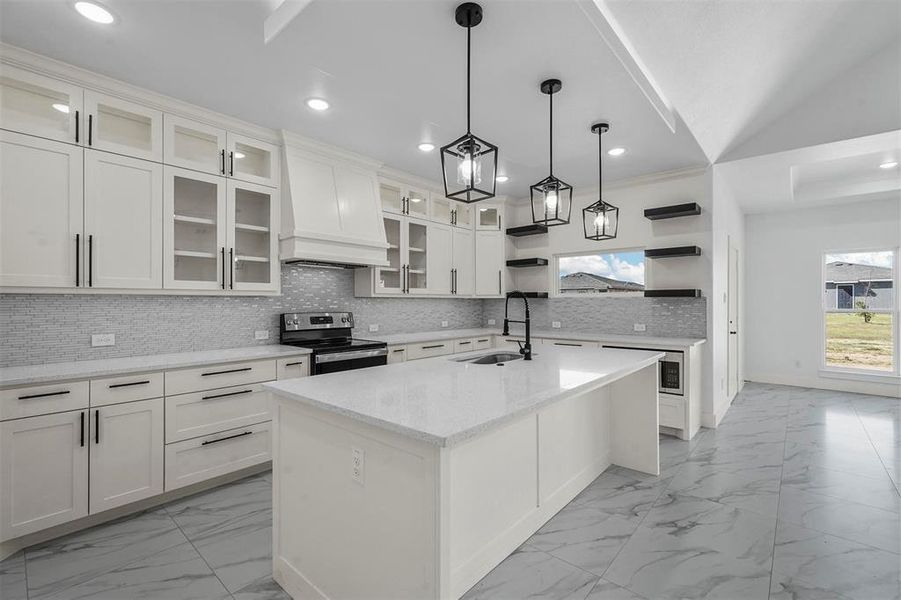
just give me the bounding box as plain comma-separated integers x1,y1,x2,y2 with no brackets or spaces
476,204,503,230
406,217,430,293
430,195,452,225
406,186,430,219
164,166,228,291
475,230,505,297
83,91,163,162
226,180,279,292
376,213,404,294
163,114,227,176
452,227,474,296
380,181,404,215
0,131,84,288
453,202,473,228
84,150,163,289
428,222,453,295
0,65,83,144
226,132,279,187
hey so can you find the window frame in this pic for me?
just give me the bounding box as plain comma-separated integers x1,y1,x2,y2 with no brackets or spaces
553,247,647,299
820,246,900,379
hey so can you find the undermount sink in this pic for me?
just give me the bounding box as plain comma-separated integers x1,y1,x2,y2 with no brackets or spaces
456,352,525,365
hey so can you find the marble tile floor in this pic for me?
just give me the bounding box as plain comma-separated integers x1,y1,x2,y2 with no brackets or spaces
1,383,898,600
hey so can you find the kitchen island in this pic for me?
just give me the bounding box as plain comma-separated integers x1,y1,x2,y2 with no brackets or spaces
264,345,663,600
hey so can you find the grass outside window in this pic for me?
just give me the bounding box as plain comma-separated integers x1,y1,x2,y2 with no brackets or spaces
825,312,894,371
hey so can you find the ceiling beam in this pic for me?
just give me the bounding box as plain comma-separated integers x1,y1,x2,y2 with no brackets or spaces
264,0,314,45
576,0,676,133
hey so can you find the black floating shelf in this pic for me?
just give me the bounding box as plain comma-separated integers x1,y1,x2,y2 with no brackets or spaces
644,202,701,220
644,289,702,298
506,291,549,298
506,224,548,237
506,258,549,268
644,246,702,259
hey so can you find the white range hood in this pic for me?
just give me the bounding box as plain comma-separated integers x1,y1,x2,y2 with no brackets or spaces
279,131,389,267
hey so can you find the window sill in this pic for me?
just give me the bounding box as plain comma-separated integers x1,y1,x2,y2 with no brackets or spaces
818,368,901,384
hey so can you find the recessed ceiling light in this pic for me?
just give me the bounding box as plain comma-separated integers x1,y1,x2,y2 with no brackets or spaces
74,1,115,24
495,175,509,183
233,152,245,159
306,98,329,111
52,103,70,114
879,161,898,169
418,143,435,152
607,147,626,157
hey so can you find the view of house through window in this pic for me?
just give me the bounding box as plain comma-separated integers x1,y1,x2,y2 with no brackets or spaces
558,250,645,295
823,250,896,372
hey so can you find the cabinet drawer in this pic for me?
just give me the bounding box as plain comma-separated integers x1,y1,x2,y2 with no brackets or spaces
0,381,89,421
166,383,271,443
90,372,163,407
165,421,271,491
659,395,685,429
543,339,597,348
387,346,407,364
454,338,476,353
165,359,276,395
406,341,453,360
276,356,309,380
473,337,493,350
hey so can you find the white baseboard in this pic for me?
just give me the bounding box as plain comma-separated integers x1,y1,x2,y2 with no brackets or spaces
746,373,901,398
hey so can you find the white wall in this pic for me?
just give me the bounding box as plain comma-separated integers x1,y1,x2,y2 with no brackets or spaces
744,197,901,397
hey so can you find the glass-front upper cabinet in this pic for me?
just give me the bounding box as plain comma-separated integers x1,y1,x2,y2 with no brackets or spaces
379,181,404,215
84,91,163,162
430,196,452,224
227,180,279,292
376,214,403,294
476,204,502,230
453,201,473,228
406,186,430,219
226,133,279,188
407,218,429,292
163,114,227,176
0,65,83,144
163,166,227,291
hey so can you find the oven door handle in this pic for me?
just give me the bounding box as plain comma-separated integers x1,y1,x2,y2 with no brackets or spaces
314,348,389,364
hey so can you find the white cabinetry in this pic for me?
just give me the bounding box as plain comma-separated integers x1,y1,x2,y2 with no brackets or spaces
452,228,474,296
0,131,83,288
89,398,164,513
227,180,279,292
0,65,83,144
163,114,227,176
429,223,453,295
226,132,279,187
84,150,163,289
0,410,89,539
83,91,163,162
475,230,505,297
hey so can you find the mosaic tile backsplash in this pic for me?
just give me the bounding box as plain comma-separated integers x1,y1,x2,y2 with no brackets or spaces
1,266,706,367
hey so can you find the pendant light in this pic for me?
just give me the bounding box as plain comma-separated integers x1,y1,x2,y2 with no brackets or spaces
440,2,498,204
530,79,572,226
583,123,619,240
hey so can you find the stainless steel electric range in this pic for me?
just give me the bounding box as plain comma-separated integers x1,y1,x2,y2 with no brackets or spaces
279,311,388,375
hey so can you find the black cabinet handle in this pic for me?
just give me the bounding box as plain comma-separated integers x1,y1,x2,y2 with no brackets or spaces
554,342,582,347
220,247,226,290
228,151,234,176
18,390,70,400
75,233,80,287
498,270,501,295
94,409,100,444
229,247,234,289
75,110,79,143
477,339,489,343
202,389,253,401
80,411,85,447
202,430,252,446
108,380,150,389
392,349,405,353
201,366,252,377
458,341,471,345
88,234,93,287
88,114,93,146
422,344,445,350
284,361,305,367
220,149,226,174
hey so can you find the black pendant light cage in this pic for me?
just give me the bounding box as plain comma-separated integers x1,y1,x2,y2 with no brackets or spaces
583,122,619,241
531,78,572,226
440,2,498,204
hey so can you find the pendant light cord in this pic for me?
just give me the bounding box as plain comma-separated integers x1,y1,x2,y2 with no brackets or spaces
597,127,603,199
549,91,554,177
466,24,471,135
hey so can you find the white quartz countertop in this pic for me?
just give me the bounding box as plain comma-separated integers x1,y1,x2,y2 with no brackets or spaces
375,327,705,348
265,345,664,447
0,345,312,388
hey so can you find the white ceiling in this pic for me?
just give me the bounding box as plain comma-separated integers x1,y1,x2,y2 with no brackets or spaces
0,0,709,191
602,0,901,163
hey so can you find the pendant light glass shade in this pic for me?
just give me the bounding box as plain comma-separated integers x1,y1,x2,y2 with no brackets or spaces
440,3,497,204
531,79,572,226
583,123,619,241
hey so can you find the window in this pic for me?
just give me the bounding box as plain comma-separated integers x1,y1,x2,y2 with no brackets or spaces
557,250,645,296
823,250,898,374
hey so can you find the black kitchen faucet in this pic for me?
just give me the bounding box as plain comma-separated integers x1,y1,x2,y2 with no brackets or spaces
502,291,532,360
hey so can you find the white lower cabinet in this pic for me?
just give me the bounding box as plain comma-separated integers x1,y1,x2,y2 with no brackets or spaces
165,383,270,443
0,410,89,540
165,421,271,491
89,398,164,513
387,346,407,363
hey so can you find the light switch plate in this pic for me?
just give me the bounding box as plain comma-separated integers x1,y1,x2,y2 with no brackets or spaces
254,330,270,340
369,324,379,332
552,321,561,329
441,321,449,328
91,334,115,347
487,319,496,326
633,323,647,332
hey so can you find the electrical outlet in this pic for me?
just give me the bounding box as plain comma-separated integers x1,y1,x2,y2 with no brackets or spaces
369,324,379,332
487,319,496,326
254,330,269,340
441,320,449,328
351,446,365,485
551,321,561,329
633,323,647,332
91,334,115,347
